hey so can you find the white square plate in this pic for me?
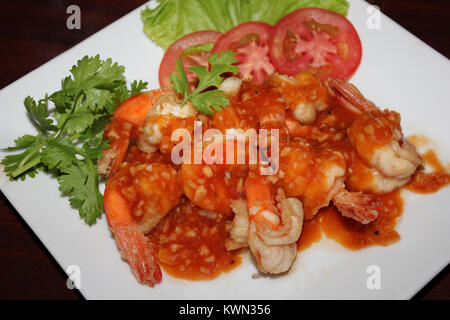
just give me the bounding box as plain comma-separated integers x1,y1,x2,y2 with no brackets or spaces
0,0,449,299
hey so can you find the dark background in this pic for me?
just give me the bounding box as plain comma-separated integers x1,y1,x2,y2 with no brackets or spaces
0,0,449,300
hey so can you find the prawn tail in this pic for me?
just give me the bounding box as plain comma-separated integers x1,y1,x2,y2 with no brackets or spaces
333,188,382,224
97,120,132,178
328,78,377,113
112,225,162,287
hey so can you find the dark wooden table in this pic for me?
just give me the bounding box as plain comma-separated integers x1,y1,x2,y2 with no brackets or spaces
0,0,449,300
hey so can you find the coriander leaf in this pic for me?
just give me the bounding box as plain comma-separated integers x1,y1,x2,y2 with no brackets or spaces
170,59,189,96
82,115,112,142
171,50,238,114
66,55,126,93
24,96,56,133
83,88,113,113
55,109,99,136
115,80,149,106
2,54,147,226
79,117,112,161
81,138,110,161
1,135,45,180
129,80,149,97
4,134,39,151
57,160,103,225
41,137,78,170
49,89,74,112
189,51,239,92
189,89,230,115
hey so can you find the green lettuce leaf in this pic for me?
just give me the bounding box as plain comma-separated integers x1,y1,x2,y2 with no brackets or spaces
141,0,350,50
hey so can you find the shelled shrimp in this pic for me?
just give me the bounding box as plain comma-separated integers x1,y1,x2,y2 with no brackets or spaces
97,89,166,177
329,79,422,193
97,70,433,286
277,139,380,224
138,91,198,154
180,139,249,216
245,173,304,274
104,160,182,286
332,188,382,225
278,139,346,219
347,110,421,180
270,70,329,124
99,89,185,286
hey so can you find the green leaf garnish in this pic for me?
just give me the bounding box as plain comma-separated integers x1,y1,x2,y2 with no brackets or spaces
1,55,148,225
141,0,350,50
170,50,239,115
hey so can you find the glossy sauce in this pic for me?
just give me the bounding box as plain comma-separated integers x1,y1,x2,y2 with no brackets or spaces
180,140,250,216
125,145,173,166
137,94,197,154
407,149,450,193
111,76,449,282
148,201,240,280
348,110,401,153
106,148,182,232
319,191,403,249
288,96,410,250
297,218,322,251
296,190,403,251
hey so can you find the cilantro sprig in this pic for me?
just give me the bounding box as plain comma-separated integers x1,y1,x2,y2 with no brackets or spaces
1,55,148,225
170,50,239,115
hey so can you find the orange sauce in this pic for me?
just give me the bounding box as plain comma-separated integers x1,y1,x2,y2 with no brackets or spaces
296,191,404,251
297,218,322,251
116,79,449,281
348,110,401,149
148,201,241,280
319,191,403,249
407,149,450,193
124,145,173,166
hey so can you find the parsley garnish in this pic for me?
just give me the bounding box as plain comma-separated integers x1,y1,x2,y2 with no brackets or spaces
1,55,148,225
170,50,239,115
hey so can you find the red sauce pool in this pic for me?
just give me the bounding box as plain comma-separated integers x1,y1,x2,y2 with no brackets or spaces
296,191,403,251
319,191,403,249
407,149,450,194
148,201,241,280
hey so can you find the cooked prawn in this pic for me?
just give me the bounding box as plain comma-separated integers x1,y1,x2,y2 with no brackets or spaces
98,89,166,177
138,91,198,154
97,69,429,285
332,188,382,224
210,79,258,134
348,110,421,179
225,199,250,251
346,155,410,194
329,79,422,191
245,173,304,274
327,78,377,113
285,114,314,138
219,76,242,96
279,139,346,219
181,138,249,216
270,70,328,124
104,160,182,286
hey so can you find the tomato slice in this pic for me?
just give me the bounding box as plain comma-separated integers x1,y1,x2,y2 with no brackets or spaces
212,22,274,84
159,31,222,90
269,8,362,80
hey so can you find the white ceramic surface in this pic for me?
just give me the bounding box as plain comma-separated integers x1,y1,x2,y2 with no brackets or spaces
0,0,449,299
